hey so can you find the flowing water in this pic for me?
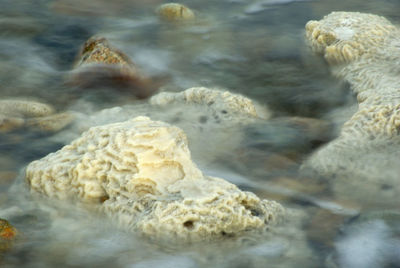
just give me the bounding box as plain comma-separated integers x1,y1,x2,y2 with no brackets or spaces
1,0,400,267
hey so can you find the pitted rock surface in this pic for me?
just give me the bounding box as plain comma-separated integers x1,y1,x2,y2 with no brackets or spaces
26,116,284,241
303,12,400,206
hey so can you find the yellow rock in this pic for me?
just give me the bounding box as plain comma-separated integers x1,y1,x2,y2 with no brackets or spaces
156,3,195,22
26,116,284,242
69,36,160,99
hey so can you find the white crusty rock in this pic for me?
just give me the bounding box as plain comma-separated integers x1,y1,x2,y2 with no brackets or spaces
0,99,54,118
150,87,270,120
26,116,284,241
303,12,400,206
0,99,73,133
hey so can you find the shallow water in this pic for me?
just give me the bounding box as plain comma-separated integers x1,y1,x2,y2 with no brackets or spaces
1,0,400,267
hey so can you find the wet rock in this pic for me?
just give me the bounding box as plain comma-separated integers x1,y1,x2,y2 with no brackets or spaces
26,116,284,242
0,99,54,118
0,99,73,134
25,112,75,133
0,115,24,133
156,3,195,22
68,36,162,99
0,219,17,251
150,87,269,120
302,12,400,207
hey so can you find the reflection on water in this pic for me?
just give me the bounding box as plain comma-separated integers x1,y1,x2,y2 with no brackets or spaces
1,0,400,267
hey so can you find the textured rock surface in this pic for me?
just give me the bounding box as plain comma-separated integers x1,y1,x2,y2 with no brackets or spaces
303,12,400,206
26,116,284,242
69,36,160,99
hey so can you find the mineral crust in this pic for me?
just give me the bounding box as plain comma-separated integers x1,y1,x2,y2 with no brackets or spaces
26,116,284,242
303,12,400,206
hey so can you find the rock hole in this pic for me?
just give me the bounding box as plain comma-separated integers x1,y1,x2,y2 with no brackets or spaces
250,209,260,216
183,220,194,230
221,231,234,237
221,110,228,114
99,195,109,203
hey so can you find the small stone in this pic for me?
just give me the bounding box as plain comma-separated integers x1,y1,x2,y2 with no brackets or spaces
0,99,54,118
0,219,17,251
156,3,195,22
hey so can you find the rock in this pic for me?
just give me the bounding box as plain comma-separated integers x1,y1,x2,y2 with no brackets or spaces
301,12,400,207
26,116,284,242
0,99,54,118
156,3,195,22
68,36,161,99
150,87,268,120
25,112,75,133
0,219,17,251
0,99,73,134
0,115,24,133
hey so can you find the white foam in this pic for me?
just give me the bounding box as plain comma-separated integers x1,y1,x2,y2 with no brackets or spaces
335,220,400,268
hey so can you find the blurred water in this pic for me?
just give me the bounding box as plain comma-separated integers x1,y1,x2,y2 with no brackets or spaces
1,0,400,267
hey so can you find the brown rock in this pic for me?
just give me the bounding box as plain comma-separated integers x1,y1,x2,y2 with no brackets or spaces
0,115,24,133
68,36,163,99
0,219,17,251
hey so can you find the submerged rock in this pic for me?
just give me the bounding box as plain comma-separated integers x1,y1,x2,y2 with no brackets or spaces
156,3,195,22
68,36,162,99
150,87,269,120
302,12,400,207
0,99,73,134
25,112,75,133
26,116,284,242
0,99,54,118
0,219,17,251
